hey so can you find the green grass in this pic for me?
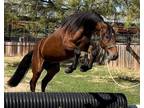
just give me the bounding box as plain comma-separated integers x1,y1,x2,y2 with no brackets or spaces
4,57,140,104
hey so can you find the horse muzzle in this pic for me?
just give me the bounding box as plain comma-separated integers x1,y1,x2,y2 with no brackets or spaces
107,53,118,61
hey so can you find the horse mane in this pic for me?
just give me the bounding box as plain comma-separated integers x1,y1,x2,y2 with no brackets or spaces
105,22,115,39
61,12,104,33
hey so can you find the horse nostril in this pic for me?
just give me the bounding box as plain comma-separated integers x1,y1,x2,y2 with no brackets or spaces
113,54,118,60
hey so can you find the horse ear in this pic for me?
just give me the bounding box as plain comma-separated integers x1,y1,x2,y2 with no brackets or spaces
96,22,107,30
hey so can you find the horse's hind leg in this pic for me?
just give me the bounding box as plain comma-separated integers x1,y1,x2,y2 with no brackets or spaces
41,62,60,92
30,54,44,92
30,69,43,92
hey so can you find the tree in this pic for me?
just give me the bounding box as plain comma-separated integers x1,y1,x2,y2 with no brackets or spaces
5,0,139,39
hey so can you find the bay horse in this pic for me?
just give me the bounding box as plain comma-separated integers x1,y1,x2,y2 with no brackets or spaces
8,12,118,92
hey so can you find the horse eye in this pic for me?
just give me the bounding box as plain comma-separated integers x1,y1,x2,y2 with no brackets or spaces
105,36,109,39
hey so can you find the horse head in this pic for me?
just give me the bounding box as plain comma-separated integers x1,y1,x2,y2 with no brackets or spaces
95,22,118,61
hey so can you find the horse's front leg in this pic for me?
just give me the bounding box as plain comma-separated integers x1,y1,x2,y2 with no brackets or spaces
65,47,81,73
80,46,97,72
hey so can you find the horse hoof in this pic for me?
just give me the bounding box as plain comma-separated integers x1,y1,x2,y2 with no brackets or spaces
65,68,73,74
80,65,89,72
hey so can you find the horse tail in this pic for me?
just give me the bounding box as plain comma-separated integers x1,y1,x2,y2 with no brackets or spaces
8,51,33,87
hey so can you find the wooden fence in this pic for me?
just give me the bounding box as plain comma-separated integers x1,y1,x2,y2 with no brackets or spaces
4,42,35,56
109,43,140,71
4,42,140,70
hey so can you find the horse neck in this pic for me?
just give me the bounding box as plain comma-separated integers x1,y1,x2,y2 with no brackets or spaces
52,27,86,41
53,27,74,39
51,27,65,37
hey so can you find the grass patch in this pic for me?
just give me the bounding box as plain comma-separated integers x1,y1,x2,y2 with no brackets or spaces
4,56,140,104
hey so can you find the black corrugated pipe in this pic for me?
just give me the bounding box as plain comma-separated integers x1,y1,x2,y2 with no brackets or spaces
4,92,128,108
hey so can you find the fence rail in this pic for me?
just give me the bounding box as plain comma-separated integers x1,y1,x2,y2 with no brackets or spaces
109,44,140,71
4,42,35,56
4,42,140,70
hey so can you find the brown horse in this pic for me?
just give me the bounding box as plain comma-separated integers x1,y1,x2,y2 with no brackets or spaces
8,12,118,92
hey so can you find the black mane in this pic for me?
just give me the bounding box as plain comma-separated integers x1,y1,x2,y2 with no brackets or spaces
105,22,115,40
61,12,104,33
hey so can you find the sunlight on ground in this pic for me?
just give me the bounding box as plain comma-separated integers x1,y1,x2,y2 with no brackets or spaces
4,56,140,104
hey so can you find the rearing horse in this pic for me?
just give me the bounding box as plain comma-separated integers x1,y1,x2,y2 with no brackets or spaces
8,12,118,92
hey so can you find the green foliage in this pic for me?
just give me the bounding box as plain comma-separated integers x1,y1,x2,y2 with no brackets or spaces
4,0,140,38
127,0,140,23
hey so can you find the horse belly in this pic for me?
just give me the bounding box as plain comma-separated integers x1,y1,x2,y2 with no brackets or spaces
44,49,74,61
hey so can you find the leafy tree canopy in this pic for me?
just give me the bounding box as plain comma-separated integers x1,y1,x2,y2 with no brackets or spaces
4,0,139,37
